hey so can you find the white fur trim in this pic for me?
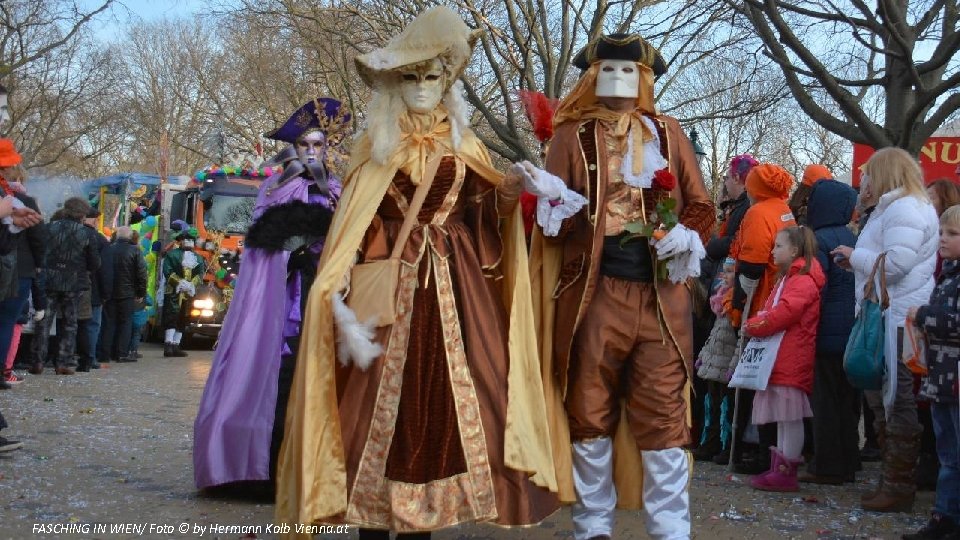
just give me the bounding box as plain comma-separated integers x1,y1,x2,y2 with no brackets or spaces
332,292,383,370
443,80,468,151
620,117,668,189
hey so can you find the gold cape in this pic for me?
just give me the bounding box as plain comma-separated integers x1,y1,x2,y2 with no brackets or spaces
274,115,557,534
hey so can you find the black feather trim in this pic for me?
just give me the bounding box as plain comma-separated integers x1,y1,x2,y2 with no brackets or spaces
244,200,334,251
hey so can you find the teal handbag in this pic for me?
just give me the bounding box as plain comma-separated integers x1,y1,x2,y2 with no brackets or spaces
844,253,888,390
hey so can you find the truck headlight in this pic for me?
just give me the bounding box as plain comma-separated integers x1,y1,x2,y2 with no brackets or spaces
193,298,214,309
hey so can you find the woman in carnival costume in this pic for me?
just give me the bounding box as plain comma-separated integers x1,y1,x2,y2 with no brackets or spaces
193,98,349,493
274,7,558,538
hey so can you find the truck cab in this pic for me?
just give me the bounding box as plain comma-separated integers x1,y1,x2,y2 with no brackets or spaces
164,165,271,344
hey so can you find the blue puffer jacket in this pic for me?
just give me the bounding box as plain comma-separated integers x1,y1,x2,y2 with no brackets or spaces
807,180,858,354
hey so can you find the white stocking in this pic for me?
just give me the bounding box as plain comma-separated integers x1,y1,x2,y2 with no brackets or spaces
571,437,616,540
173,332,183,345
164,329,176,344
641,448,691,540
777,419,804,459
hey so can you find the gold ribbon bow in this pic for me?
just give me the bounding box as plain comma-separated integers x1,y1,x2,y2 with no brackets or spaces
397,109,452,184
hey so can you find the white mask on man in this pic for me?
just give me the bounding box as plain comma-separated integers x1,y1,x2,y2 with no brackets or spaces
595,59,640,98
400,59,445,114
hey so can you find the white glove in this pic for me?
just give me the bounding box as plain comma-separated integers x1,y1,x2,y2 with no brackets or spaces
510,161,563,200
663,226,706,284
654,224,694,260
665,251,702,284
176,281,196,297
33,309,45,322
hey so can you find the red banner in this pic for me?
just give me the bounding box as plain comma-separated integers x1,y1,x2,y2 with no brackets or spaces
852,138,960,188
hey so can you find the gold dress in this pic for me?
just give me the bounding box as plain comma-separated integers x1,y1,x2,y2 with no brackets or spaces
334,155,558,531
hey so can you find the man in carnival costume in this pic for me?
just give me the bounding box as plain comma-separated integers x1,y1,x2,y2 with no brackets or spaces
193,98,347,493
523,34,715,540
274,7,558,539
160,227,204,357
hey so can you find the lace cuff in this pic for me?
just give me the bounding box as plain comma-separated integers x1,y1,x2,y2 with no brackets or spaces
536,187,588,237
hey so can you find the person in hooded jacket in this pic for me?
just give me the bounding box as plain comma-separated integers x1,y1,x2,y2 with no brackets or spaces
800,178,861,485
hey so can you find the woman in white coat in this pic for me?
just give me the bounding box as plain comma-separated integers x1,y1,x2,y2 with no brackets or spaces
832,147,939,513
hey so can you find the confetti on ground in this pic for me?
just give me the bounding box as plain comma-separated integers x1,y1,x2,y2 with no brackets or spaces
0,344,939,539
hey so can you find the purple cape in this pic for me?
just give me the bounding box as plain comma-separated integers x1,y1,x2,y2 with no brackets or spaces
192,172,334,488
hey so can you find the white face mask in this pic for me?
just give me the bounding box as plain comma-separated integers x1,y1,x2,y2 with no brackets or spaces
400,60,445,113
295,131,325,165
595,60,640,98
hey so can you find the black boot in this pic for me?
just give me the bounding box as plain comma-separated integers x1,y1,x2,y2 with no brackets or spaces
164,343,176,357
902,513,956,540
172,344,188,357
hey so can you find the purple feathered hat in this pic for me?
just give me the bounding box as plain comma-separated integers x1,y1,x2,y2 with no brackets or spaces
264,97,351,144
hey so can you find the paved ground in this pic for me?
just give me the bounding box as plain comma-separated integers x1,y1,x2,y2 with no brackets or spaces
0,344,937,539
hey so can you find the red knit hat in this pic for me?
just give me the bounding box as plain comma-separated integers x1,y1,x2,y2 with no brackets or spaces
746,163,793,200
0,139,22,167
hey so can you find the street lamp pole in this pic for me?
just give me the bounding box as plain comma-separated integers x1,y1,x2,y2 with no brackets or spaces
689,128,707,167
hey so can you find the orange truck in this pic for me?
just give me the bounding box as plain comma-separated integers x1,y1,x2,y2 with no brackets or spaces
160,164,276,343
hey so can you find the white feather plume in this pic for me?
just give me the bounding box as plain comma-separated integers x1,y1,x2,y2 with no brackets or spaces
331,292,383,370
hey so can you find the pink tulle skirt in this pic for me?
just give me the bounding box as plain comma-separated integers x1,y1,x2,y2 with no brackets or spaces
752,384,812,424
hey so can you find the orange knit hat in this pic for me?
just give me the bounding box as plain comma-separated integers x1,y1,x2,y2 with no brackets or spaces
0,139,22,167
746,163,793,200
802,164,832,186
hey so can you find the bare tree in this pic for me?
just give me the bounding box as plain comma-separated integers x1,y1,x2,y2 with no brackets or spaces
728,0,960,155
225,0,787,169
0,0,120,172
0,0,113,76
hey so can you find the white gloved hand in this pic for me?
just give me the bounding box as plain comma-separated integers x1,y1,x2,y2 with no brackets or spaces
176,281,196,297
665,251,702,284
654,224,694,260
510,161,563,200
33,309,45,322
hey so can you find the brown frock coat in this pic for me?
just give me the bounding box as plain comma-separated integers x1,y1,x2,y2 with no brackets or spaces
543,114,715,396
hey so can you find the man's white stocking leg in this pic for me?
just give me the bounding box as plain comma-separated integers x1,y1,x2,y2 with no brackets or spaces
572,437,617,540
164,329,176,344
641,447,690,540
173,332,183,345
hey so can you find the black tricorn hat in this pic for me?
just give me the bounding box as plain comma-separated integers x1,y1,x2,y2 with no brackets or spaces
572,33,667,77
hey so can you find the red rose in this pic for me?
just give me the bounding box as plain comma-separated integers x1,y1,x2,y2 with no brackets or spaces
653,169,676,191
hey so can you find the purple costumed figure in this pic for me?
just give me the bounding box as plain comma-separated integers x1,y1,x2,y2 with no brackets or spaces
193,98,350,494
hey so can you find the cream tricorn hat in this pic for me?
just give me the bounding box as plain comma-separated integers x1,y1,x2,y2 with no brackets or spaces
354,6,481,88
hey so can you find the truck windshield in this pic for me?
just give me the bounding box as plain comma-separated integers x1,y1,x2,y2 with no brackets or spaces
203,195,255,234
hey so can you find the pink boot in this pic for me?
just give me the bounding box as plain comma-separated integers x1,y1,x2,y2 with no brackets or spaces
749,447,801,492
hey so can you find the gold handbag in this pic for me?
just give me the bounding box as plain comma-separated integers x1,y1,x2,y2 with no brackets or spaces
347,155,442,327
